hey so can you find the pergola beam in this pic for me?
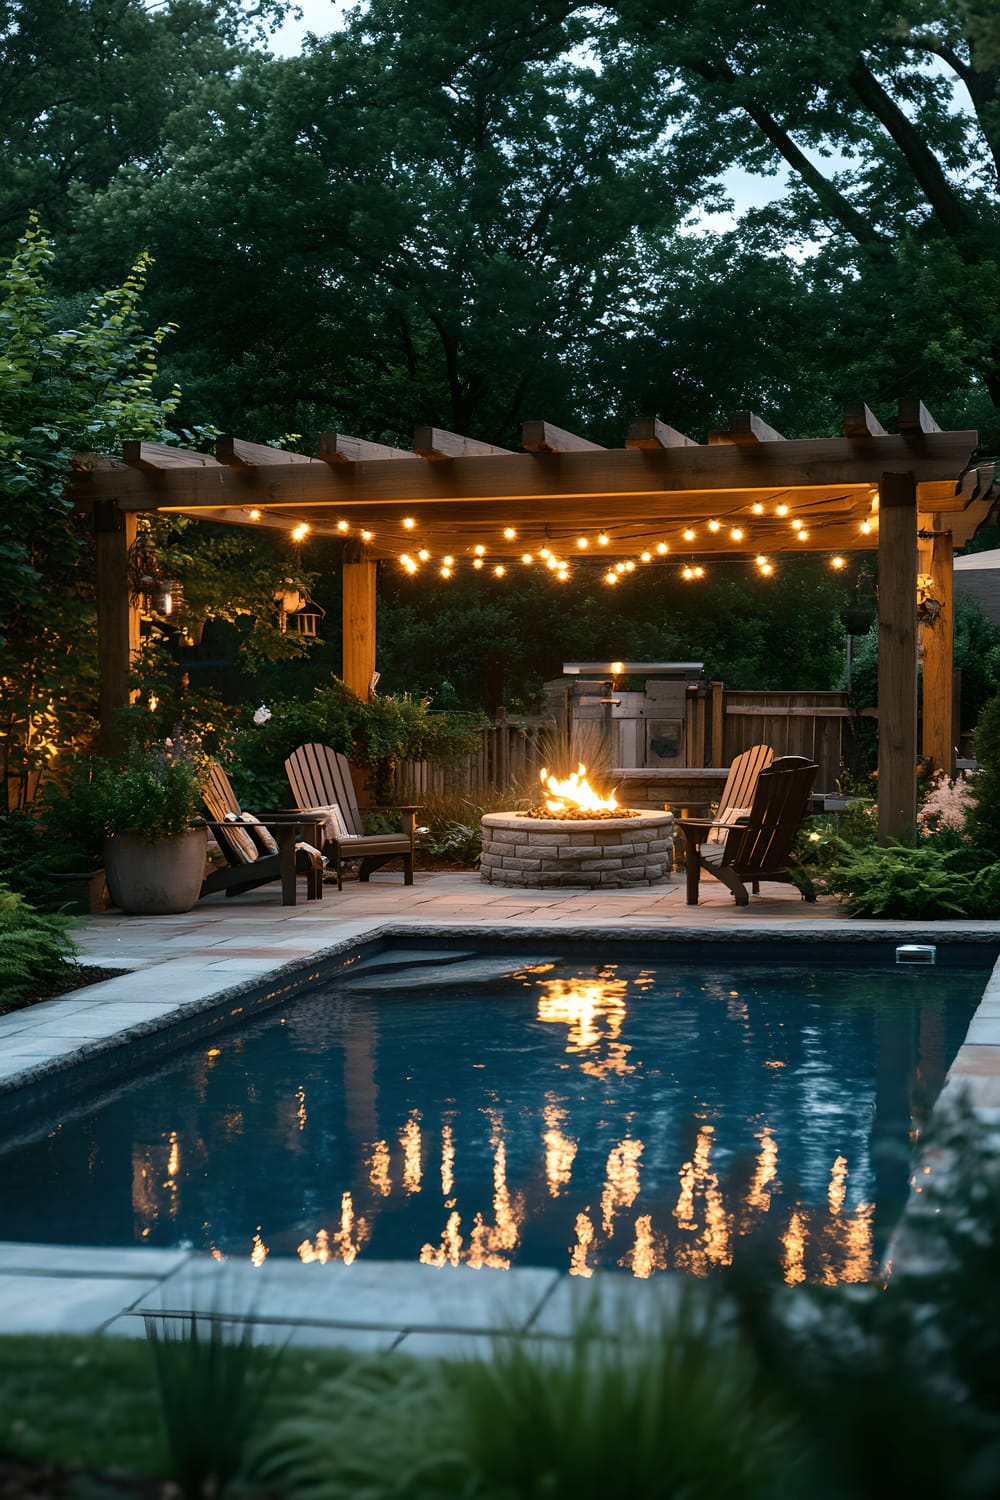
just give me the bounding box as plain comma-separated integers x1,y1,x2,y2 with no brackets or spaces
318,432,417,463
521,421,605,452
877,472,919,844
216,436,321,469
122,442,223,471
898,399,942,434
413,427,514,459
626,418,699,449
708,411,786,445
843,403,888,438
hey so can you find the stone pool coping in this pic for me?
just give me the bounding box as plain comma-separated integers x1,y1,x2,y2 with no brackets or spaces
1,884,998,1350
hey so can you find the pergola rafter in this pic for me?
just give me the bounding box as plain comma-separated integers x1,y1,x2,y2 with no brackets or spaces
72,404,998,844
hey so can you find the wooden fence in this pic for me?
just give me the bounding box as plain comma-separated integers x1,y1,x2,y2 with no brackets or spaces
391,690,855,803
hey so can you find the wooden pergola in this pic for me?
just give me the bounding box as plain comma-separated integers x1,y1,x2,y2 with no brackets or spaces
72,401,997,844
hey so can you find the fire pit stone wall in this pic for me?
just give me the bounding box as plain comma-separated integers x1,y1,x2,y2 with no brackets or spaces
480,810,674,889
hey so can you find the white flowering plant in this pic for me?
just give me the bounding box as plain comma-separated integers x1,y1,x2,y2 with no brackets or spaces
917,770,976,841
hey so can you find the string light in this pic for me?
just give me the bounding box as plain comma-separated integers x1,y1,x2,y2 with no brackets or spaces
557,568,569,581
640,551,652,563
708,520,721,533
604,571,618,584
797,530,809,541
831,556,846,569
755,554,768,567
791,519,803,531
539,547,551,558
440,565,452,578
577,537,589,549
598,533,609,546
683,528,695,542
751,502,764,515
503,527,517,540
337,520,350,533
860,520,873,534
291,523,309,540
248,508,261,521
443,555,454,566
361,530,373,542
521,553,534,565
474,544,486,556
775,503,789,517
473,557,484,569
624,559,635,572
730,527,744,542
546,556,558,570
693,565,704,578
494,564,506,577
760,561,774,576
656,541,668,554
403,517,416,529
418,548,430,561
615,561,626,573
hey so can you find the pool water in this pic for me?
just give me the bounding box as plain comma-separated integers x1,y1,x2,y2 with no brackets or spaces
0,955,984,1284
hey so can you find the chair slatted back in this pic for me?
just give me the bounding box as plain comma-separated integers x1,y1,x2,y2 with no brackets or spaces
718,744,773,818
285,744,365,836
724,756,817,874
202,763,246,866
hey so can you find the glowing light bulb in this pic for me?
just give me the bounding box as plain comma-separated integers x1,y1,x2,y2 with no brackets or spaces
831,555,846,569
656,542,668,555
775,504,789,517
521,553,534,565
577,537,589,549
539,547,551,558
615,561,626,573
598,533,609,546
682,566,694,580
361,530,373,542
860,520,872,534
611,661,624,675
751,502,764,515
546,556,558,569
641,551,652,562
798,530,809,540
756,555,768,567
791,518,803,531
730,528,744,541
337,520,350,533
473,557,484,569
625,559,635,572
683,528,695,542
708,519,721,533
443,555,454,566
440,565,452,578
605,571,618,585
474,544,486,556
557,569,569,581
292,523,309,540
693,565,705,578
760,562,774,576
403,517,416,529
418,548,430,561
503,527,517,540
404,560,417,574
494,564,506,577
248,508,261,521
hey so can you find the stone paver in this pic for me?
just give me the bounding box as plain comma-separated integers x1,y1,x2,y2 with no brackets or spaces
0,868,995,1351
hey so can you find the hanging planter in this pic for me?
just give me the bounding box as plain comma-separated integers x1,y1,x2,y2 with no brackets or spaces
127,533,184,617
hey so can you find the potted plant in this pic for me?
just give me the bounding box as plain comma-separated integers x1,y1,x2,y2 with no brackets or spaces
66,740,208,915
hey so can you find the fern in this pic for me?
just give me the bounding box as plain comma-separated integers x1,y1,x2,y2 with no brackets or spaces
822,842,986,919
0,884,78,1007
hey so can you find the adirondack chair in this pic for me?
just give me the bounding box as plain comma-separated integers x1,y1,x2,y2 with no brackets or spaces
284,743,416,889
201,762,324,904
705,744,773,844
678,756,817,905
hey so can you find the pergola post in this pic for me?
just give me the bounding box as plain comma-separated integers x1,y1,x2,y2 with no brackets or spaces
342,540,377,701
919,529,955,778
94,500,140,756
877,472,918,844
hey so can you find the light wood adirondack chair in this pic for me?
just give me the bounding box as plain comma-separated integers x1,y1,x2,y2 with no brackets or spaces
705,744,773,843
201,762,323,904
284,743,417,888
678,756,817,905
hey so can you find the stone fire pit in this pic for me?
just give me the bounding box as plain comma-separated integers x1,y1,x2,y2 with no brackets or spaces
480,809,674,889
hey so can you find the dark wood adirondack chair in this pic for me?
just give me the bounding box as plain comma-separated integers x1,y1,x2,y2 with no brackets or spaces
678,755,817,905
284,743,417,889
201,762,324,904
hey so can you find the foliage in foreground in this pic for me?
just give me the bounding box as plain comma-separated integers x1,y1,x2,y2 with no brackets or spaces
0,884,77,1006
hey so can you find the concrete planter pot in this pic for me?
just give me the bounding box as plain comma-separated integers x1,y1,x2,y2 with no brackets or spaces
104,827,208,915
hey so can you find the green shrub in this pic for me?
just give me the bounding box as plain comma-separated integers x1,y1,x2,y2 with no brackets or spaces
820,839,997,919
967,690,1000,857
0,808,59,905
0,884,77,1007
58,742,206,844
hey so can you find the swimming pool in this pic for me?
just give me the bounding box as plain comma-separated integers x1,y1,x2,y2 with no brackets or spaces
0,945,984,1284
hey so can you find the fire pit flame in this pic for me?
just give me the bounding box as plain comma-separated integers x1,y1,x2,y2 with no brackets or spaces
539,764,619,816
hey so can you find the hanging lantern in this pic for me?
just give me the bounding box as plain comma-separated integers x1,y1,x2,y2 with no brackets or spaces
127,535,183,616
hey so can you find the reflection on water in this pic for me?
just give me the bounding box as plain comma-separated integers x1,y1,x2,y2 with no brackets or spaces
0,959,982,1284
